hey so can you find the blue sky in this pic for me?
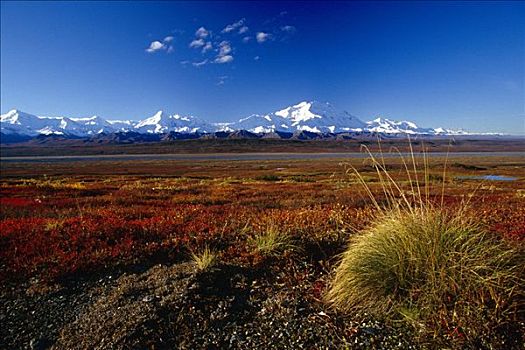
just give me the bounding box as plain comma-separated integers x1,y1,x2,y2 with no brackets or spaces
1,1,524,134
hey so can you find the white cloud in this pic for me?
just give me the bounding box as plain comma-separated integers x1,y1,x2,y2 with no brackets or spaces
256,32,271,43
239,26,249,34
222,18,245,33
191,27,211,51
281,25,296,33
254,55,260,61
202,41,213,53
189,38,205,48
163,36,174,42
167,46,174,53
218,41,232,56
195,26,209,38
214,41,233,64
214,55,233,64
242,36,251,43
146,40,167,53
192,59,209,67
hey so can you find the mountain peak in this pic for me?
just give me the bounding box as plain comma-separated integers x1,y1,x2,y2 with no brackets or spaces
151,110,166,122
154,110,165,117
368,117,419,129
1,109,31,120
292,100,328,107
1,103,471,137
134,110,214,134
235,101,366,133
1,110,42,125
136,110,168,127
293,101,313,108
6,109,20,115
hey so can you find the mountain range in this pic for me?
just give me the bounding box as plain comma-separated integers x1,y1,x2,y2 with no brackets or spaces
1,101,471,140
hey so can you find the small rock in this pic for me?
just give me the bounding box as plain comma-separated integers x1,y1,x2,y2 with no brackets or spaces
29,337,51,350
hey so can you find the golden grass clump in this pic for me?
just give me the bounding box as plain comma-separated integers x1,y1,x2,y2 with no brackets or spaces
326,141,525,343
249,224,298,257
190,246,218,271
327,209,523,336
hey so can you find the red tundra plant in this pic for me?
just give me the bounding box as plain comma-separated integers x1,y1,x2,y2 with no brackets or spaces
0,197,41,207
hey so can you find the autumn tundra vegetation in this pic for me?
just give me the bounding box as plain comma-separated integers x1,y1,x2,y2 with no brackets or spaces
0,145,523,349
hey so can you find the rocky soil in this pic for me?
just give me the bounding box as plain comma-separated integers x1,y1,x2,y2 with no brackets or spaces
1,260,418,350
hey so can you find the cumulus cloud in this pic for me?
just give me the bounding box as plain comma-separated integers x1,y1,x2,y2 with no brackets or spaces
190,27,212,50
195,26,209,38
222,18,245,33
154,16,297,69
189,38,205,48
213,41,233,64
218,41,232,56
202,41,213,53
214,55,233,64
146,40,167,53
256,32,271,43
145,34,176,54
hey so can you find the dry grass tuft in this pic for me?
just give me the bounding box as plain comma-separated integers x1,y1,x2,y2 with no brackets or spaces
326,209,524,339
249,224,298,257
191,246,219,271
327,140,525,344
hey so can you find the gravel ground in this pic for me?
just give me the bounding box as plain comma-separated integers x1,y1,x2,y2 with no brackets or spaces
1,260,417,350
1,274,117,350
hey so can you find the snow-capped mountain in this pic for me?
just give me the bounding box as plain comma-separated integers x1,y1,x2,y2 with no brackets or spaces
365,118,469,135
0,110,132,137
0,109,212,137
230,101,469,135
231,101,366,133
1,110,61,136
1,102,471,139
58,116,118,136
107,119,138,133
134,110,214,134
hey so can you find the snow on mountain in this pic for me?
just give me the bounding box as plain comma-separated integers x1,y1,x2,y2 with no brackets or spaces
0,110,125,136
0,109,213,137
60,116,117,136
365,117,433,134
134,110,214,134
1,110,61,136
107,119,137,133
1,103,472,138
275,101,366,132
232,101,366,133
234,113,290,133
230,101,471,135
365,117,468,135
213,122,236,132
